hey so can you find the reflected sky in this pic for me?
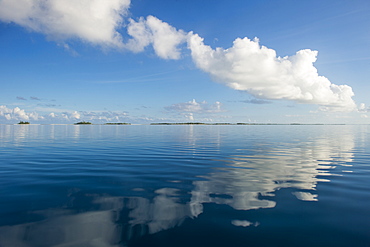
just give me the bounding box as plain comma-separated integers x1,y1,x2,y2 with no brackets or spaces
0,125,363,246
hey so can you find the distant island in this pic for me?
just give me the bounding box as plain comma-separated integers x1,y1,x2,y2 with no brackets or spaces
74,121,92,125
18,121,30,124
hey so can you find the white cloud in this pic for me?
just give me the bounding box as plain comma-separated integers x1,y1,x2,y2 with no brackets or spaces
0,2,187,58
70,111,81,120
188,33,357,111
125,15,187,59
0,0,130,48
165,99,223,114
0,105,131,123
358,103,369,113
186,113,194,121
0,2,360,111
0,105,39,121
45,110,129,123
125,17,151,53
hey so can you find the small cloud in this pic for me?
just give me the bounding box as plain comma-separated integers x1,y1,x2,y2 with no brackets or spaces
186,113,194,121
242,99,272,104
358,103,369,113
30,96,41,100
165,99,224,114
58,43,79,56
16,96,27,100
37,103,60,107
164,99,225,122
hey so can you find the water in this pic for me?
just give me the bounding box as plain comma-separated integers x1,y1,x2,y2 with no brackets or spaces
0,124,369,247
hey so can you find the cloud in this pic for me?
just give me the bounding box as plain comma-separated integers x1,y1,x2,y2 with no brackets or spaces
164,99,225,122
37,103,60,107
358,103,369,113
0,105,131,123
16,96,27,101
44,110,130,123
0,105,39,121
125,15,187,59
30,96,41,100
0,0,130,48
241,99,272,104
0,2,359,111
78,111,128,122
0,1,186,58
165,99,223,114
188,33,357,111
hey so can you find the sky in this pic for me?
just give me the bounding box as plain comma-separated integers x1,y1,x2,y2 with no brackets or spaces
0,0,369,124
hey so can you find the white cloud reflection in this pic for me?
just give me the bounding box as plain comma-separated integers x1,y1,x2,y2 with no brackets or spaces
0,126,356,246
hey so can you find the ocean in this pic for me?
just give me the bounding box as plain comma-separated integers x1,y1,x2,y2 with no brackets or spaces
0,124,369,246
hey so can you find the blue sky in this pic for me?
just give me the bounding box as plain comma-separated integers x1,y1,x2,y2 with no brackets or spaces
0,0,369,124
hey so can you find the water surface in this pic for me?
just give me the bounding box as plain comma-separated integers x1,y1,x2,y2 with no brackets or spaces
0,125,369,246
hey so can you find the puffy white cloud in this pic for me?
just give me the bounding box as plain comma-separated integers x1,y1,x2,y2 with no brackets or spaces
0,105,131,123
0,105,39,121
45,110,129,123
0,1,359,111
188,33,357,111
164,100,225,122
0,1,187,58
358,103,370,113
165,99,223,114
0,0,130,47
70,111,81,120
125,15,187,59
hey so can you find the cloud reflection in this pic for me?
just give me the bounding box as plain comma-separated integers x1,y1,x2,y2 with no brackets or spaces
0,127,356,246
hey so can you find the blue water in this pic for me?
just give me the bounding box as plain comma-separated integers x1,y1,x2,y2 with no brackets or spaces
0,124,369,246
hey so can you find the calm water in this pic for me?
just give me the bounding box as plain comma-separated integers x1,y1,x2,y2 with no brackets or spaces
0,124,369,247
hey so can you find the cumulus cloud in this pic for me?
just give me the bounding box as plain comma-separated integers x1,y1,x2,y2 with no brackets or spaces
358,103,369,113
0,0,130,48
164,99,224,122
44,110,130,123
125,15,187,59
0,1,359,111
165,99,223,114
78,111,128,122
0,1,187,58
188,34,357,111
0,105,39,121
0,105,131,123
